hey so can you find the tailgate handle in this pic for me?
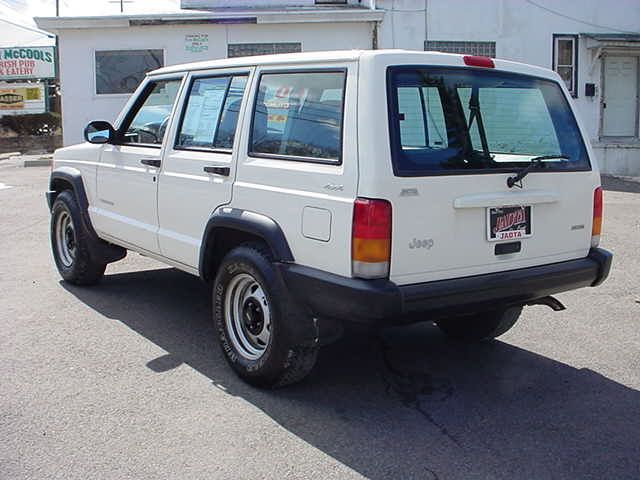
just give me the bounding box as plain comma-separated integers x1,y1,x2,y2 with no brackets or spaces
454,190,559,209
203,165,230,176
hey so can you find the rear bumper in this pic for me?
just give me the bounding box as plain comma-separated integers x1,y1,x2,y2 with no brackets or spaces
281,248,613,324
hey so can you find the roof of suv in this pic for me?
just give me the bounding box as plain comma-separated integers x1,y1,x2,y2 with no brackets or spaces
150,49,559,83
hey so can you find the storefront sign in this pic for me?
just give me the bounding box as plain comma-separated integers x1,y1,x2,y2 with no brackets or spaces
185,34,209,54
0,82,46,115
0,47,56,80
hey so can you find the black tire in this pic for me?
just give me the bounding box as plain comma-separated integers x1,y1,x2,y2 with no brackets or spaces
213,243,318,388
435,306,522,341
50,190,106,285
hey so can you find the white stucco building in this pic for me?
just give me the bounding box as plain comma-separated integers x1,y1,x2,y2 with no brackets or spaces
36,0,640,175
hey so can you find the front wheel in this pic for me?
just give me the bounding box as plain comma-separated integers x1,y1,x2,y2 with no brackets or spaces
213,243,318,388
435,306,522,341
50,190,106,285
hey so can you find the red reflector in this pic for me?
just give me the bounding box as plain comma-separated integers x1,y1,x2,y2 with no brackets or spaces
352,198,392,240
463,55,495,68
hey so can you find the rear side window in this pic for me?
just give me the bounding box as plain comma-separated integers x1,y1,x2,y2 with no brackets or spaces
250,70,345,163
176,74,247,151
387,67,590,176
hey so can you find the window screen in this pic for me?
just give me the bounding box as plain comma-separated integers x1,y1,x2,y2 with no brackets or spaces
424,41,496,57
95,49,164,94
250,71,345,162
227,43,301,58
176,75,247,151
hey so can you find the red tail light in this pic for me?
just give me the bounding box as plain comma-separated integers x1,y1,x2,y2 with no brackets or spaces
592,186,603,247
463,55,495,68
352,198,392,279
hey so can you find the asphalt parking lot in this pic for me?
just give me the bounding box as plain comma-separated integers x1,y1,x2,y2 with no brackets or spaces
1,158,639,480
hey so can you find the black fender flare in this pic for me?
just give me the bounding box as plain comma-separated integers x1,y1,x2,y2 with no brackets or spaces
198,208,294,282
48,167,126,264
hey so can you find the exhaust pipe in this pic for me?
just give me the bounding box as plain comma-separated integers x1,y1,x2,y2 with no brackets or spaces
527,296,566,311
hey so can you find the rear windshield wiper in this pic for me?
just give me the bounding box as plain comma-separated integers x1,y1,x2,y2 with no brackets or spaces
467,86,492,162
506,154,570,188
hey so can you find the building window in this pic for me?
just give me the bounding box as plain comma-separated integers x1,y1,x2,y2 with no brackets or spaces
227,43,301,58
424,41,496,57
95,49,164,95
552,35,578,97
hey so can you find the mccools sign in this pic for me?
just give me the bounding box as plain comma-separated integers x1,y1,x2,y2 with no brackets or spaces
0,47,55,80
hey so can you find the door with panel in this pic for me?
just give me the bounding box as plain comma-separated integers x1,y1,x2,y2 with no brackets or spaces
602,56,638,137
94,77,183,253
158,71,250,267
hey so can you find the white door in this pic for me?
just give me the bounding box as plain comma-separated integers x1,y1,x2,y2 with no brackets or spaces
157,71,250,267
94,77,183,253
602,56,638,137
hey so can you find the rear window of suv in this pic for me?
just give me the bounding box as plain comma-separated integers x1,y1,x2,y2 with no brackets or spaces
387,67,590,176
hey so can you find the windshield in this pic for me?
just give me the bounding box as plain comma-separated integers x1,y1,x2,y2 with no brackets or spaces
387,67,590,176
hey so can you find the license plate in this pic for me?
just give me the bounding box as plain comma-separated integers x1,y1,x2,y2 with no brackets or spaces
487,206,532,241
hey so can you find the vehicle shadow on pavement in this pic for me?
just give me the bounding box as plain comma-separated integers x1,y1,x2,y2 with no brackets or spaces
62,267,640,480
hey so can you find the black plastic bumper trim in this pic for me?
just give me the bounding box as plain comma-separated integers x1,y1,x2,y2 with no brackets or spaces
280,248,613,324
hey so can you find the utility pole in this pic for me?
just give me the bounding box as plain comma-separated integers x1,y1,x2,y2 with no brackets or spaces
55,0,59,16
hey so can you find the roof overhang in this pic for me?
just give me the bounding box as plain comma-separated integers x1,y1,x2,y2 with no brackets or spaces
581,32,640,52
35,7,384,31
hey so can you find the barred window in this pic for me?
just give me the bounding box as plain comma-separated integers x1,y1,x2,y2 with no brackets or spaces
227,43,301,58
424,41,496,57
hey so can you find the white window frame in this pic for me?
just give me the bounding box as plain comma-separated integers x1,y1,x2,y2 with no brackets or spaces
552,34,578,97
93,48,166,97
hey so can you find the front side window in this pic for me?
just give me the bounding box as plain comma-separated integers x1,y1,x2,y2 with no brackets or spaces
120,79,181,146
388,67,590,176
95,49,164,95
250,71,345,162
176,75,248,151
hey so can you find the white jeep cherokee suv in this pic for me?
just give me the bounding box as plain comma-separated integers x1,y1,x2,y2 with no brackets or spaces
47,50,612,387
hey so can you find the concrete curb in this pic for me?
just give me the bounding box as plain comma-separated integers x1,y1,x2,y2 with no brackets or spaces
0,152,21,160
24,158,52,168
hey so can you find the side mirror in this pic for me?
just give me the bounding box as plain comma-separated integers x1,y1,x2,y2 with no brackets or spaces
84,120,115,144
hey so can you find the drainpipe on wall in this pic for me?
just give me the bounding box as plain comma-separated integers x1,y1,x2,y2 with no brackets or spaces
372,21,379,49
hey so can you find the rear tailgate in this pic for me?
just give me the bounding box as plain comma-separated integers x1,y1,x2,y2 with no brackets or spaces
358,56,600,286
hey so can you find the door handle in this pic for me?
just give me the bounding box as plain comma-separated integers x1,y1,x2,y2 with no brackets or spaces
140,158,161,168
203,166,230,176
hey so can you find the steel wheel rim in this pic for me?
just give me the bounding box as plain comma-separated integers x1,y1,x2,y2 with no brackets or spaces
224,273,271,360
55,210,76,268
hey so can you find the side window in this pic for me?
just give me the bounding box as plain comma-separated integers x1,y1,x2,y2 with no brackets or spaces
176,75,247,151
250,71,345,162
121,79,181,146
397,86,447,150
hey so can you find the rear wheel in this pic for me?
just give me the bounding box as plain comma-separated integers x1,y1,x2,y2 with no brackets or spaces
50,190,106,285
213,243,318,388
435,306,522,341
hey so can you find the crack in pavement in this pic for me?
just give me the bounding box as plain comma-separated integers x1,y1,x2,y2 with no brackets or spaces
377,336,460,448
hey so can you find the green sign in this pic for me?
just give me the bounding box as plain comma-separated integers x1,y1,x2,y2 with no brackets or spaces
0,46,56,80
